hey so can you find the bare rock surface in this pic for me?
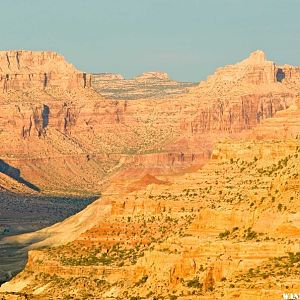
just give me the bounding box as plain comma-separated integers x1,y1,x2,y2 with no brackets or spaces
1,50,300,299
0,51,91,91
0,50,299,195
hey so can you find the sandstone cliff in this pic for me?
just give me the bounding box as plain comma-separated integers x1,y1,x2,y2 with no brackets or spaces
0,50,299,195
181,50,300,134
2,110,299,299
1,49,300,299
0,50,91,91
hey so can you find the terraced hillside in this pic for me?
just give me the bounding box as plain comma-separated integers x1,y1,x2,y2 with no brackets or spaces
1,102,300,299
1,50,300,299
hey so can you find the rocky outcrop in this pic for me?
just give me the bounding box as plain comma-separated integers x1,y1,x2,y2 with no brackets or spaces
18,104,50,138
190,50,300,97
0,51,91,91
234,50,276,84
180,50,300,135
196,50,277,89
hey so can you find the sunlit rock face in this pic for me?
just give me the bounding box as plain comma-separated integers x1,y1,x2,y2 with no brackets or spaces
182,50,300,134
0,50,91,91
1,50,300,299
0,50,299,195
0,51,299,191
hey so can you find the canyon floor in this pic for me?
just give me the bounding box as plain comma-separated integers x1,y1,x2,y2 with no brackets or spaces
0,192,97,285
0,50,299,299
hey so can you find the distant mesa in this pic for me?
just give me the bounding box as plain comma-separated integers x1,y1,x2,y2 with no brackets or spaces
0,50,76,74
92,71,170,82
92,71,196,100
92,73,125,81
134,71,170,81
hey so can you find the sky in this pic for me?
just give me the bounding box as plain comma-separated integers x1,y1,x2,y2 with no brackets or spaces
1,0,300,81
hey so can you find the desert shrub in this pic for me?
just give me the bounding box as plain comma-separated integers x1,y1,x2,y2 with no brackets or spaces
244,228,257,240
219,230,230,239
186,277,202,288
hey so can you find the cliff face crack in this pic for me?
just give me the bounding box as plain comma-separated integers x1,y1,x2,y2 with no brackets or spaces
5,53,11,70
16,51,20,70
3,74,9,92
83,73,87,88
43,73,48,89
21,115,32,139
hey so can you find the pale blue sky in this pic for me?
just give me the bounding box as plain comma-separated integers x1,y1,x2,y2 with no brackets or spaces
1,0,300,81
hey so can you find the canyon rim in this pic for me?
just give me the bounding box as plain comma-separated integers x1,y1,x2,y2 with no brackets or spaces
0,1,300,300
0,48,299,299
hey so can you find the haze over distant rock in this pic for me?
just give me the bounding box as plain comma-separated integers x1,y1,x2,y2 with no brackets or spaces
135,71,170,80
92,71,197,100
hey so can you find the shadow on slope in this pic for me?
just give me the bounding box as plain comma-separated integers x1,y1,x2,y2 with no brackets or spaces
0,160,40,192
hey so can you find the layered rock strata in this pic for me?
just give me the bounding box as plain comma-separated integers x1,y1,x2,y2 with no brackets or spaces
0,51,91,91
2,112,299,299
1,50,300,299
0,50,300,194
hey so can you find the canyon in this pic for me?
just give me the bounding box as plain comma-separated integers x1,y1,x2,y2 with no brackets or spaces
0,50,299,299
0,50,298,195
